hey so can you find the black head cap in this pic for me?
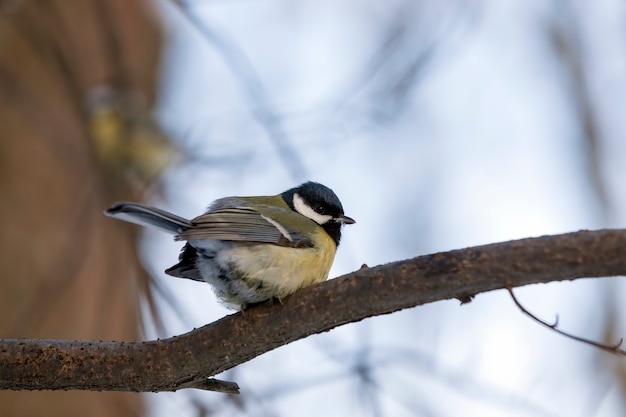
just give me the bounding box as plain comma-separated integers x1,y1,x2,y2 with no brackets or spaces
282,181,355,246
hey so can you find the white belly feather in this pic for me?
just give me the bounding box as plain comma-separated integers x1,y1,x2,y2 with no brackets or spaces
190,229,336,307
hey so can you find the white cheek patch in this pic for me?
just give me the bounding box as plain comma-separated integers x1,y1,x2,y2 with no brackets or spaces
293,193,333,225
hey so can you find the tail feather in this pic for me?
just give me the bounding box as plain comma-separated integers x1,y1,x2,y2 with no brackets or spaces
105,202,192,234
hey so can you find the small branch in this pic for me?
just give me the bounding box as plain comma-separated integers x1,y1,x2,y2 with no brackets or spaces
175,378,240,394
168,0,307,180
1,229,625,392
507,287,626,356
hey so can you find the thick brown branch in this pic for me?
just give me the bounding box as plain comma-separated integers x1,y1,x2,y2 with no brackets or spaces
1,229,625,393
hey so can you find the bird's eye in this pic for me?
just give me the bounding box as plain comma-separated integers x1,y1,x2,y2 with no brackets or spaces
314,205,326,214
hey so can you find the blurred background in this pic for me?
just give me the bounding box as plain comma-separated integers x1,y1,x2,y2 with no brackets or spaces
1,0,625,416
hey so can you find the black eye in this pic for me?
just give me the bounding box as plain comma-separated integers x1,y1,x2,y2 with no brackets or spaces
314,205,326,214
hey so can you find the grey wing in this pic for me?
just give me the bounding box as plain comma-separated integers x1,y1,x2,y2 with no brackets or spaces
176,207,313,248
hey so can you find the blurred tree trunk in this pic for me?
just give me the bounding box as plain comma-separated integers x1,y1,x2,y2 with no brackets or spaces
0,1,167,416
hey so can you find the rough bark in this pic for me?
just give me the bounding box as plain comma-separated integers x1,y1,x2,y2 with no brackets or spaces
1,229,624,394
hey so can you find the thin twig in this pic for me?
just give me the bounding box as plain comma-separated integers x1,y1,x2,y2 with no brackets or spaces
507,287,625,356
168,0,306,180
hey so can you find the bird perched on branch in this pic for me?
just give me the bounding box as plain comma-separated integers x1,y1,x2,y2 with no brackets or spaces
105,182,355,310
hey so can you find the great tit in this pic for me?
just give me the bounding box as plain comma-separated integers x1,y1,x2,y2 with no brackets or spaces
105,181,355,309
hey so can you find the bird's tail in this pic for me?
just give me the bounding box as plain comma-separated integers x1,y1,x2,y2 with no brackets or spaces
104,202,192,234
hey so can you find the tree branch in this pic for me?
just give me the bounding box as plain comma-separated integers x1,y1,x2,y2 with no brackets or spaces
1,229,625,393
507,287,626,356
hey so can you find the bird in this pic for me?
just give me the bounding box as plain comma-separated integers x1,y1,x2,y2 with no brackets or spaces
104,181,355,310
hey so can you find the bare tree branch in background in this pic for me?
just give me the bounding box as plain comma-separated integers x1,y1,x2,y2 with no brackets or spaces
169,0,307,180
544,4,626,412
1,229,624,394
545,5,609,218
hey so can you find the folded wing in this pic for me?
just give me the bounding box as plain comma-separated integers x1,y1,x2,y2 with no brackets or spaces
177,206,314,248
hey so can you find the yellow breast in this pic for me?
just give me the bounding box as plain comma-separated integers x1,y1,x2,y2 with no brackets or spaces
220,227,337,299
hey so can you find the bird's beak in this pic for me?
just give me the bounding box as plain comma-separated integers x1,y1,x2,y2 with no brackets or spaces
336,215,356,225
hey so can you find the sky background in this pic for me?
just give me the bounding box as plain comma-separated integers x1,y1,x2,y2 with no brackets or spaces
139,1,626,416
